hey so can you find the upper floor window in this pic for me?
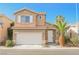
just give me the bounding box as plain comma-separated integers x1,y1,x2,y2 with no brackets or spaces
38,15,42,25
21,15,33,24
38,15,41,20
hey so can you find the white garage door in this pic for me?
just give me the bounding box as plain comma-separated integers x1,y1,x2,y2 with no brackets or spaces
16,32,42,45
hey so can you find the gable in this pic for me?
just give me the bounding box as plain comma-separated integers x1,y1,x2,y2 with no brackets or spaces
14,9,38,15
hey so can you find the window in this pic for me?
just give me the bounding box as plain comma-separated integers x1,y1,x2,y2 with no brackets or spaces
21,15,33,23
38,15,41,20
38,15,42,25
0,20,3,28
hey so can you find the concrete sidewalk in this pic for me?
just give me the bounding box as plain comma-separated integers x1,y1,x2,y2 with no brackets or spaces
0,45,79,55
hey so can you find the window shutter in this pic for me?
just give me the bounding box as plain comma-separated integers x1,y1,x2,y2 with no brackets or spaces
30,16,33,23
17,16,21,23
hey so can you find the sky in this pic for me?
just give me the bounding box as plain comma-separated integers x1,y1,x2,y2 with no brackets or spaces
0,3,78,25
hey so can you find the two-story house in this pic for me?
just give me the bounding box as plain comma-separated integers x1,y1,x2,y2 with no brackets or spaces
13,9,56,46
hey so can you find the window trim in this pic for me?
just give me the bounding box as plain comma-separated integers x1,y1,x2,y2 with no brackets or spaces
20,15,33,24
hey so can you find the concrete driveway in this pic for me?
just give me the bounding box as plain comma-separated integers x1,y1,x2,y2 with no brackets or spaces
0,45,79,55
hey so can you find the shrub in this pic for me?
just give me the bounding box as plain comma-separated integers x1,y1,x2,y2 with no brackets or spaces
64,35,70,44
5,40,13,47
7,28,13,40
64,32,71,44
70,35,79,47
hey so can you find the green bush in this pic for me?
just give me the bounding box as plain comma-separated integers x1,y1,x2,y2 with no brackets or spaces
64,35,70,44
5,40,13,47
70,35,79,47
7,28,13,40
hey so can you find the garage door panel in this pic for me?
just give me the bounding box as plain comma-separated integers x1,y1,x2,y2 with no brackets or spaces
16,32,42,45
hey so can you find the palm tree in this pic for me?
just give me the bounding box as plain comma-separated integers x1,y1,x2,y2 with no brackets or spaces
53,16,69,47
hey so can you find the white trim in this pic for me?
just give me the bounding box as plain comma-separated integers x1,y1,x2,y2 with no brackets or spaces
18,15,33,23
17,15,21,23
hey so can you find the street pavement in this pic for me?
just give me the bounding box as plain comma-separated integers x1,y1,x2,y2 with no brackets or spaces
0,45,79,55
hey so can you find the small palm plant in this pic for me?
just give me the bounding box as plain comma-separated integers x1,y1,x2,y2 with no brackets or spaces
53,16,69,47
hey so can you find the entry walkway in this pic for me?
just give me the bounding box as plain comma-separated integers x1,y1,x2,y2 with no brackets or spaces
0,44,60,49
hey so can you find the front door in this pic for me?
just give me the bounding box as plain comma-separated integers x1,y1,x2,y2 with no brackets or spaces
48,30,53,43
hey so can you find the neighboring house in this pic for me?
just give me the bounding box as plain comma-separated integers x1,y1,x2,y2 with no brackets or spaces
0,14,12,43
13,8,56,46
67,23,79,38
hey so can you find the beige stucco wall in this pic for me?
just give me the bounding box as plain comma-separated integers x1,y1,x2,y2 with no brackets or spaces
0,15,11,42
14,9,46,28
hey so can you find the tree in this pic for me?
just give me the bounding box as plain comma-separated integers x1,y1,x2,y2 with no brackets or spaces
53,16,69,47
